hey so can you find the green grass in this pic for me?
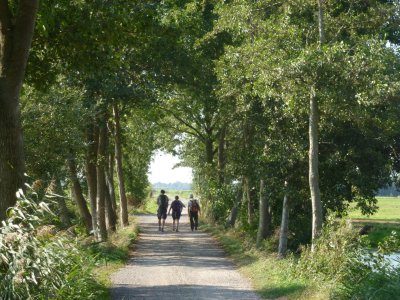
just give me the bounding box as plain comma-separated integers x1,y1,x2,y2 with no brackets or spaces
347,197,400,220
347,197,400,248
202,223,330,299
90,215,139,291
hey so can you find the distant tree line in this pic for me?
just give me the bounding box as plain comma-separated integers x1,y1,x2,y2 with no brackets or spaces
152,182,192,191
378,184,400,197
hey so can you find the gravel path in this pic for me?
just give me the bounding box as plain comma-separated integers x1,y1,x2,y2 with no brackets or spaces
110,212,261,300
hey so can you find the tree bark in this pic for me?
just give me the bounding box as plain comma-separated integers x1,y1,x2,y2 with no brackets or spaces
244,176,255,225
106,151,117,212
54,177,71,228
96,117,108,241
309,0,326,249
318,0,326,44
257,179,270,247
218,126,226,185
278,182,290,258
104,127,116,231
0,1,38,221
105,177,117,232
226,185,242,228
67,153,92,233
309,86,322,248
205,137,214,165
113,101,129,226
85,124,98,236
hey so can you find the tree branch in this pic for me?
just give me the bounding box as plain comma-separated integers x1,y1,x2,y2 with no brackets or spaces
161,106,207,141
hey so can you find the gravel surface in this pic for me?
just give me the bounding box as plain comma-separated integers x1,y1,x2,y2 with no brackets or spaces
110,212,261,300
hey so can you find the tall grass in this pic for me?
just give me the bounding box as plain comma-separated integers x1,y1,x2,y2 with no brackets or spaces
0,191,107,299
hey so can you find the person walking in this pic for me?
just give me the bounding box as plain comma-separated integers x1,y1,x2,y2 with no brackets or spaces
188,194,200,231
168,195,186,232
157,189,169,232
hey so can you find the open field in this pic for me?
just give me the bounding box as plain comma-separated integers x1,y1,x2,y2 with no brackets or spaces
347,197,400,221
347,197,400,247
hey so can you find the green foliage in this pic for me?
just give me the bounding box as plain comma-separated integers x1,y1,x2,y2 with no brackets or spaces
332,251,400,299
295,217,362,282
122,110,155,204
295,217,400,299
378,231,400,254
207,183,237,222
0,191,105,299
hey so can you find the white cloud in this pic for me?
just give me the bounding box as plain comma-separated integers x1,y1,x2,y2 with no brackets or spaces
148,151,192,184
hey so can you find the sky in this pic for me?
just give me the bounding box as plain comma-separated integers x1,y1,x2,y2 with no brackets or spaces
147,151,193,184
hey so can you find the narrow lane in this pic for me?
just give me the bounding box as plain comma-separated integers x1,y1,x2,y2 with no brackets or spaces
110,213,261,300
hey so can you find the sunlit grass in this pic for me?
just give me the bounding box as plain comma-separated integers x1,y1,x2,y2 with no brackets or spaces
202,224,330,299
90,215,139,288
347,197,400,220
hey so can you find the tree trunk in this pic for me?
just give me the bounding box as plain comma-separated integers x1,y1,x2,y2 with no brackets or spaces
244,176,255,225
278,182,290,258
0,1,38,221
205,137,214,165
104,127,116,231
96,117,108,241
318,0,326,44
226,185,242,228
67,154,92,233
309,86,322,248
106,151,117,212
54,177,71,228
85,124,98,236
113,101,129,226
257,179,270,247
105,177,117,232
218,126,226,185
309,0,326,249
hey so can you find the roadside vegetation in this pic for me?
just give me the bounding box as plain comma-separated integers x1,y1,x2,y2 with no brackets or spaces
2,0,400,299
204,213,400,299
0,189,138,299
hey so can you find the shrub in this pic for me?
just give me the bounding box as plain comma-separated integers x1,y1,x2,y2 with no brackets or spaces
294,216,361,282
333,250,400,299
0,190,104,299
294,216,400,299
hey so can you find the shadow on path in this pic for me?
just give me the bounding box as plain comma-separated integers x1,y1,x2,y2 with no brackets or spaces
110,214,261,300
111,284,260,300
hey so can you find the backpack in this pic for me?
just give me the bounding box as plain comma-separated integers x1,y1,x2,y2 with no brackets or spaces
190,200,199,213
171,200,182,212
159,194,168,209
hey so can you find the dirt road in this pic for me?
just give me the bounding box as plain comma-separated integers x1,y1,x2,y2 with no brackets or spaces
110,212,261,300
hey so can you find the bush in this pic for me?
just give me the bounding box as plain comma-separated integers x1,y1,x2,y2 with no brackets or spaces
0,190,104,299
294,216,400,299
294,216,361,282
333,251,400,299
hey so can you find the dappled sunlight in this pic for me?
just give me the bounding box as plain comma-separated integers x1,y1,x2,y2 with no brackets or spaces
111,214,261,299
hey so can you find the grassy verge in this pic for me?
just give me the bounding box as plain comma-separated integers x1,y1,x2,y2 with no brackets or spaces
202,223,330,299
89,215,139,297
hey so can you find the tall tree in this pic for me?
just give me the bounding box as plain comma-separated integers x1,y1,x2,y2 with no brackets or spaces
0,1,38,220
309,0,325,247
256,179,271,247
278,182,290,258
113,101,129,227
